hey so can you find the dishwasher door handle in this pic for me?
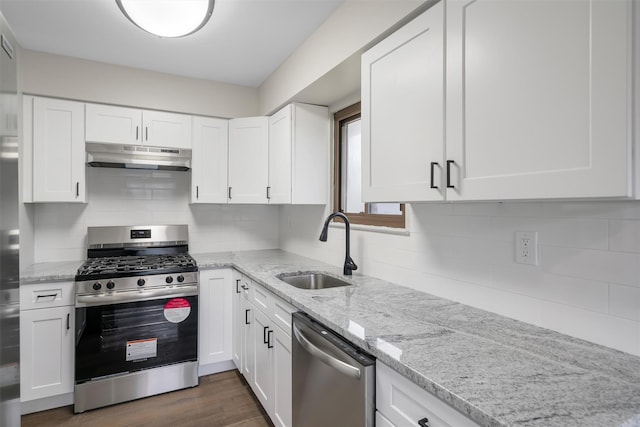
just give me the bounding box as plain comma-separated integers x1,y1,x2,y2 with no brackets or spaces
293,322,362,379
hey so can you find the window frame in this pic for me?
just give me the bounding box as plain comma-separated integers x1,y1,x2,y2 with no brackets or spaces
333,102,406,229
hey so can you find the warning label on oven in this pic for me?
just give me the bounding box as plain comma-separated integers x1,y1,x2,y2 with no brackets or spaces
164,298,191,323
126,338,157,362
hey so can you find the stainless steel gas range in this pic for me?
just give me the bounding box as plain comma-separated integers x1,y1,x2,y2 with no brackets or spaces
74,225,199,413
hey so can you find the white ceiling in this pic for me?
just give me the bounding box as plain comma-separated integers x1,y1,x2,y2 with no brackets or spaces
0,0,343,88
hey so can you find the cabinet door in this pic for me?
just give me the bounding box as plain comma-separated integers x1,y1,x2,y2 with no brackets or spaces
446,0,631,200
20,306,74,402
228,117,269,204
143,110,192,149
272,325,292,427
231,271,243,371
32,97,85,202
268,105,292,204
192,117,229,203
241,297,255,385
198,269,233,366
85,103,142,145
252,309,274,416
361,2,445,203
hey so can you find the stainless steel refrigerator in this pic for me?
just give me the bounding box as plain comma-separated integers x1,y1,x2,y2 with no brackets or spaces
0,10,19,427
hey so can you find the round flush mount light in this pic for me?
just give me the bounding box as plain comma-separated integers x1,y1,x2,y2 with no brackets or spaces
116,0,215,38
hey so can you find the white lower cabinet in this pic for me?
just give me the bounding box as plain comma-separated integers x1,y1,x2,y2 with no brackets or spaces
19,282,75,403
377,362,480,427
232,275,295,427
231,271,243,370
198,269,233,373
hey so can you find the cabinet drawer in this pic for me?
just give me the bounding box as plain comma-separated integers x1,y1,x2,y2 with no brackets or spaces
20,282,74,310
250,282,272,313
271,297,295,335
377,362,480,427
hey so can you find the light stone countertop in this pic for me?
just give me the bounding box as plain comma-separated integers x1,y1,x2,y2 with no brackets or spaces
21,249,640,427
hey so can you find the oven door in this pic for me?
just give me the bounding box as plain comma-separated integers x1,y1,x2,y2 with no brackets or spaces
75,294,198,384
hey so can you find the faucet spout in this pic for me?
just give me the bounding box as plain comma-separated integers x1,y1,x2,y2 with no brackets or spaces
319,212,358,276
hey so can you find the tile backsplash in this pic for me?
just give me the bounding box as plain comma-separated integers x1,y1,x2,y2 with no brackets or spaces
279,201,640,357
32,167,279,262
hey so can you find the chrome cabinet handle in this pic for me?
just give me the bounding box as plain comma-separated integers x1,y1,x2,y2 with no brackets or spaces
136,126,139,141
266,186,271,199
245,309,250,325
263,326,269,344
145,126,148,141
292,323,361,379
66,313,70,330
36,293,57,300
418,417,430,427
196,186,199,199
430,162,439,189
228,187,232,199
76,182,80,197
446,160,455,189
235,279,241,294
267,329,273,348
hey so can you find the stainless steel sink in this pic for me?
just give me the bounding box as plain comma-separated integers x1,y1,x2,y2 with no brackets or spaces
277,272,352,290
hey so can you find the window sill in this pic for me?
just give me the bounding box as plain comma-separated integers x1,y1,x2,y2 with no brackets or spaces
329,221,410,236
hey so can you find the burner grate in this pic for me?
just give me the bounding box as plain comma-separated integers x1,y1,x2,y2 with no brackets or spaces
76,253,197,278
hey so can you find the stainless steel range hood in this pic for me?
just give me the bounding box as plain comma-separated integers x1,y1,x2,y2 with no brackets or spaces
86,142,191,171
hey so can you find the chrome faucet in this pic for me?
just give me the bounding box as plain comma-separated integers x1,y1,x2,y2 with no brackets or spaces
319,212,358,276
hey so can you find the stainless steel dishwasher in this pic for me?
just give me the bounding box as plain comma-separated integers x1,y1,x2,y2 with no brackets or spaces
292,312,375,427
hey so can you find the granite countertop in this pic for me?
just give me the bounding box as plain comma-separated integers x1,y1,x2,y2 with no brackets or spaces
21,249,640,427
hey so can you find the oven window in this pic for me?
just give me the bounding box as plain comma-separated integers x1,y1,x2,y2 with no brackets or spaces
75,296,198,384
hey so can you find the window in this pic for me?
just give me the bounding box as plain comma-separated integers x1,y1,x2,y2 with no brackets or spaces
333,102,405,228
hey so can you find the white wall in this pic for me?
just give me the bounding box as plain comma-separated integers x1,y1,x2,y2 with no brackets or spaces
33,167,279,263
279,201,640,357
257,0,424,114
21,50,258,118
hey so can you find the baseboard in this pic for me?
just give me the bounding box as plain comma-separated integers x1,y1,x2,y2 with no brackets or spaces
198,360,236,377
21,392,73,415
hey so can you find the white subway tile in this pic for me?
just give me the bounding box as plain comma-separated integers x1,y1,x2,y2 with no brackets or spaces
542,201,640,219
542,246,640,287
610,220,640,253
492,264,609,313
609,284,640,321
452,202,543,217
491,217,609,249
541,302,640,356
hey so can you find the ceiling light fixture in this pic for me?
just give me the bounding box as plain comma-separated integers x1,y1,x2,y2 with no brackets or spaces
116,0,215,38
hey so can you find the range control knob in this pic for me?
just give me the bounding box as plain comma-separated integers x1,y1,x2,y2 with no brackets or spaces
92,282,102,291
177,275,185,283
166,276,173,284
106,280,115,290
137,278,146,287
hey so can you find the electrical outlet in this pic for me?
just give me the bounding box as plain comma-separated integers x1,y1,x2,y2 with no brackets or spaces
515,231,538,266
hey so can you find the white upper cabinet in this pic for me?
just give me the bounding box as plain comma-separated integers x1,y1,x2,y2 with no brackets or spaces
228,117,269,204
362,1,445,202
363,0,634,202
30,97,86,203
446,0,632,200
268,103,329,205
85,103,192,149
191,116,229,203
143,110,192,149
85,104,141,145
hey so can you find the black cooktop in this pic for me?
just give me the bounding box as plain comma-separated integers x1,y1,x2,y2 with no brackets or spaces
76,253,198,281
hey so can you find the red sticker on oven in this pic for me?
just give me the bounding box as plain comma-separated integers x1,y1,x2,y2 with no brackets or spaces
164,298,191,323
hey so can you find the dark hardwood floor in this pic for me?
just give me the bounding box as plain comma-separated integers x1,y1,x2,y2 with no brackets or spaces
21,370,272,427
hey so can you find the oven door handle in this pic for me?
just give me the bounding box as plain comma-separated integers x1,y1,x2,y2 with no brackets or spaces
292,322,361,379
76,285,198,307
